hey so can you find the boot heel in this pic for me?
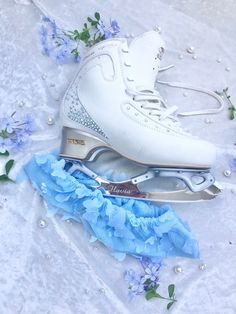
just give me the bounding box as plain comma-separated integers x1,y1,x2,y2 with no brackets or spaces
60,127,108,161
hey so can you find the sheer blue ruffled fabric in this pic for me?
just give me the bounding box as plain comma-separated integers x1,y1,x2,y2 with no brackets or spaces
24,153,199,260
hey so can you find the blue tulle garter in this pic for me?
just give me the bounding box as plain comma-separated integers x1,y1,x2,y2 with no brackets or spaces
24,153,199,260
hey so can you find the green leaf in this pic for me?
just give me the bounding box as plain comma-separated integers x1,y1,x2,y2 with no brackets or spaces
0,150,9,156
168,284,175,298
145,289,157,301
5,159,14,175
167,301,175,310
87,17,93,23
95,12,100,20
0,174,10,181
91,20,98,26
71,48,78,55
229,107,235,120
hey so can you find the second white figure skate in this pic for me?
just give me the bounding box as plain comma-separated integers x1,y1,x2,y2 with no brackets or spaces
60,30,222,202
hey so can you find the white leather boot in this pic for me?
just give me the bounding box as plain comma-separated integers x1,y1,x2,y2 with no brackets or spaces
60,31,221,202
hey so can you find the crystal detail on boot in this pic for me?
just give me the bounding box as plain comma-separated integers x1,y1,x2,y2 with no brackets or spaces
66,87,107,138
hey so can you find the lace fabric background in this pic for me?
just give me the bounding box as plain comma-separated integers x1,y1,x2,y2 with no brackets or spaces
0,0,236,313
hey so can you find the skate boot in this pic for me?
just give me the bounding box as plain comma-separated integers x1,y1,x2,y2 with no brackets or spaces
60,31,222,202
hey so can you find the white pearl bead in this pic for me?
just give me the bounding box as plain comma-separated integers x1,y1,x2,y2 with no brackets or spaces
130,33,135,38
183,92,187,97
205,118,213,124
41,74,47,80
173,265,183,274
192,55,197,60
216,58,222,63
199,263,207,271
47,117,55,125
223,169,231,177
18,100,25,107
49,82,55,87
178,54,184,60
225,67,230,72
38,219,47,229
186,46,195,54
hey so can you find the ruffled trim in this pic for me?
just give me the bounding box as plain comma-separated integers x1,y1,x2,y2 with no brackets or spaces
24,153,199,260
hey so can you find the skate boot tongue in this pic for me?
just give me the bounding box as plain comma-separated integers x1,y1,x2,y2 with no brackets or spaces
129,31,165,89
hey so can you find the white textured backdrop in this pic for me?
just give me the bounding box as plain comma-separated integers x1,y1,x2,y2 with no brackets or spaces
0,1,236,313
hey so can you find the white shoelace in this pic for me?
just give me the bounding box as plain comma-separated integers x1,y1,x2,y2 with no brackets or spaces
126,88,179,122
126,65,225,123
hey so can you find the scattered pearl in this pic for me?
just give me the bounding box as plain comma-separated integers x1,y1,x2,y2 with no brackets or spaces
178,54,184,60
84,288,89,294
216,58,222,63
199,263,207,271
49,82,55,87
205,118,213,124
130,33,135,38
192,55,197,60
125,33,130,38
223,169,231,177
183,92,188,97
38,219,47,229
186,46,195,54
225,67,230,72
47,117,55,125
41,74,47,80
173,265,183,274
66,219,72,224
18,100,25,107
153,25,161,33
231,188,236,194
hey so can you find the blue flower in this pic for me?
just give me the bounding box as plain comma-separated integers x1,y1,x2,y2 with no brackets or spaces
125,270,146,300
110,20,120,35
0,116,16,133
22,114,35,135
11,130,28,150
75,54,81,63
0,138,10,153
52,48,71,65
230,158,236,172
144,263,161,282
42,16,51,23
97,23,113,39
125,269,140,283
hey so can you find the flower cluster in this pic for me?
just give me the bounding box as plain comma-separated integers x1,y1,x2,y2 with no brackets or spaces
125,260,162,300
124,259,177,310
0,112,35,154
39,12,120,65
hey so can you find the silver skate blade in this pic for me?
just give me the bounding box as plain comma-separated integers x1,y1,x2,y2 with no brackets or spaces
99,182,222,203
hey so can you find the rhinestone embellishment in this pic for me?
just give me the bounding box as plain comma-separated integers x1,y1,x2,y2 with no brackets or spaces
65,86,107,138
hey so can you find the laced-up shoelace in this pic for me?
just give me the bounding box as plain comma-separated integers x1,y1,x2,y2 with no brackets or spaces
126,88,179,122
126,65,225,125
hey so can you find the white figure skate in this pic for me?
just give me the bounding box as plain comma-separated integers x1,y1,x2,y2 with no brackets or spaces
60,31,222,202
